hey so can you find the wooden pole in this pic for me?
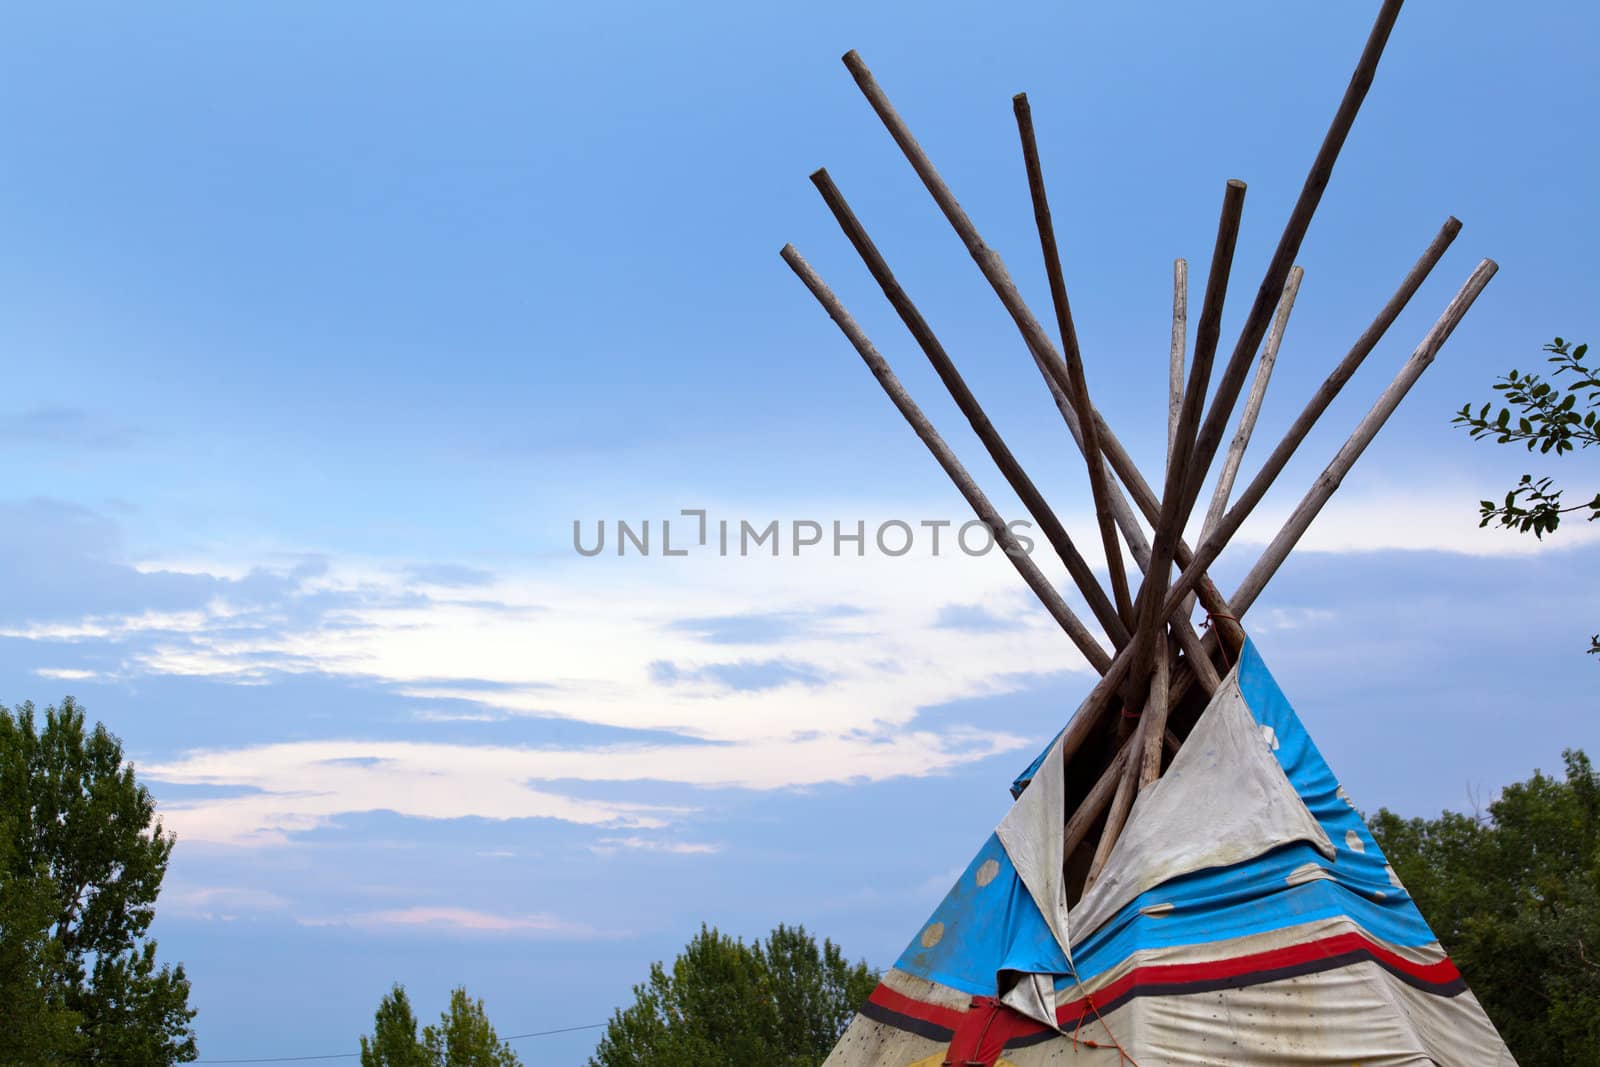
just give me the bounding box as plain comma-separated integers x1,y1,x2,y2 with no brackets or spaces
1115,507,1222,696
1175,181,1248,462
1124,180,1247,714
1013,92,1136,628
1176,258,1199,619
1169,260,1187,468
1181,0,1408,519
808,168,1131,648
1049,245,1489,770
1085,715,1146,886
1170,220,1468,613
1228,258,1499,614
840,48,1250,654
781,244,1114,673
1200,266,1304,543
1139,635,1174,789
1017,341,1223,683
1062,733,1135,860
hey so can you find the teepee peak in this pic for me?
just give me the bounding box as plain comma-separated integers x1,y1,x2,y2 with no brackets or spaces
783,1,1513,1063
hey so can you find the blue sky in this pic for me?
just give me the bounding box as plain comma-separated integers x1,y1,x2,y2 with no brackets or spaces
1,1,1596,1062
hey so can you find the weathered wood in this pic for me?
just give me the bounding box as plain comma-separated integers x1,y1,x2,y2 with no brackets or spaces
1062,733,1135,861
1101,431,1245,650
1169,219,1466,615
1176,181,1248,463
1200,266,1304,543
1051,238,1484,772
1022,343,1225,683
1013,93,1135,628
838,48,1246,655
1139,636,1174,789
808,168,1130,648
1228,258,1499,614
1181,0,1408,520
1094,472,1223,697
1169,259,1187,467
1085,715,1146,886
781,244,1114,673
1125,180,1247,714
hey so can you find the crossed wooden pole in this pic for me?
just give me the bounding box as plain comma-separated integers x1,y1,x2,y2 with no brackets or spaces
781,0,1495,899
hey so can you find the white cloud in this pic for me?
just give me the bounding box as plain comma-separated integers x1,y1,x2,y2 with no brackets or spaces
164,885,290,920
145,728,1024,847
146,752,678,847
1247,606,1337,634
410,708,506,723
34,667,100,681
590,836,721,856
23,484,1592,850
1223,484,1600,559
0,609,211,642
299,906,607,937
98,531,1065,845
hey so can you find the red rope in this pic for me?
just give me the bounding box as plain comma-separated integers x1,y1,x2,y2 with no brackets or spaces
1201,612,1244,671
1065,961,1140,1066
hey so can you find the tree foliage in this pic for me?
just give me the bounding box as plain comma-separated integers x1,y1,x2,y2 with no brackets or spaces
1370,750,1600,1066
422,988,522,1066
0,698,196,1065
589,923,878,1067
1454,336,1599,657
361,984,521,1067
361,984,431,1067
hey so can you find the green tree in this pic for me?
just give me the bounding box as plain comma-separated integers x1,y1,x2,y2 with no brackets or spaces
1454,336,1599,656
1370,750,1600,1067
589,923,878,1067
361,985,521,1067
360,984,430,1067
422,987,522,1066
0,820,79,1062
0,698,196,1065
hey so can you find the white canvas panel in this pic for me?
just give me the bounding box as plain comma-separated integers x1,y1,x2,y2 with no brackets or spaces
1069,673,1334,944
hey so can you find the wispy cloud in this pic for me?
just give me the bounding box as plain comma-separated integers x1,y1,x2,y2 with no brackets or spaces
1249,606,1337,634
300,906,607,938
145,745,679,847
165,885,290,920
666,606,866,645
403,563,497,589
933,603,1028,633
33,667,101,681
145,729,1024,847
12,490,1591,852
410,708,507,723
648,657,831,692
590,836,721,856
1228,485,1600,557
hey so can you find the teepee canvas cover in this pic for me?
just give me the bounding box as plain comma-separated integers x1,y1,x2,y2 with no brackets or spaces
781,0,1516,1062
827,641,1512,1065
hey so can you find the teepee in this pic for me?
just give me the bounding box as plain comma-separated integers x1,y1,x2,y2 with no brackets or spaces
781,1,1517,1063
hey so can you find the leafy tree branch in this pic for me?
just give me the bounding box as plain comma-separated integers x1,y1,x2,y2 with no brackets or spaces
1454,337,1599,657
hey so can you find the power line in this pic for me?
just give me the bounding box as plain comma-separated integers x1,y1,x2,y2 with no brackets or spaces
192,1022,607,1064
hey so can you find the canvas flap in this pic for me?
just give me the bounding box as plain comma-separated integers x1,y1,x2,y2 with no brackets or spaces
1069,672,1335,942
993,727,1072,1026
